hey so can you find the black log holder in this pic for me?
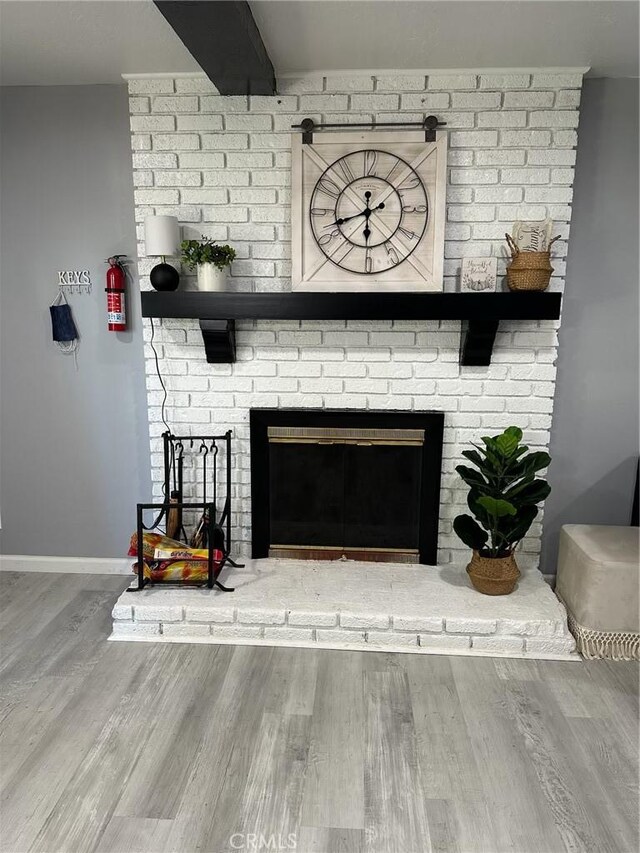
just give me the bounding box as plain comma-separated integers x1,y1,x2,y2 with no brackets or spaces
129,430,243,593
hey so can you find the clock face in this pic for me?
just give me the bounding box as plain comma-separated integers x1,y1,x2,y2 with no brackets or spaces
309,150,429,275
291,129,447,292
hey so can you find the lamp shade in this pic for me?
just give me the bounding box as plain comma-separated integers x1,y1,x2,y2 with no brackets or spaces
144,215,179,257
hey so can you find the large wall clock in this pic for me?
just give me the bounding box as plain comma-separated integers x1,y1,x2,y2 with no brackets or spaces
291,130,447,292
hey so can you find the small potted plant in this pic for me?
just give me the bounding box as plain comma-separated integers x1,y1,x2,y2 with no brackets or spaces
180,237,236,292
453,426,551,595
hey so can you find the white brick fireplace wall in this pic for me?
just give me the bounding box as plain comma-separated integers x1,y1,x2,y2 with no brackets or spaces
127,69,584,571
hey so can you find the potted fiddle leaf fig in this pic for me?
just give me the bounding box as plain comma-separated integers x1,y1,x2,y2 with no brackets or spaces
180,237,236,292
453,426,551,595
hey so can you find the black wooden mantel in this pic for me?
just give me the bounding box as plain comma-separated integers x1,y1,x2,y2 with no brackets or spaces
141,291,562,366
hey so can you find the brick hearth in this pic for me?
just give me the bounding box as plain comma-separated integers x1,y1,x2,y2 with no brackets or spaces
111,559,578,660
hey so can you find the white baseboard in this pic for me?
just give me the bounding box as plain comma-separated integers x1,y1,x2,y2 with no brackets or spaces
0,554,131,575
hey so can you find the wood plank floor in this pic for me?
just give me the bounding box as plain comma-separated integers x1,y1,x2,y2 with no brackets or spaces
0,571,637,853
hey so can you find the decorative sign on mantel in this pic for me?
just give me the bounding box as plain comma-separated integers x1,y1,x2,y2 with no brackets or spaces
460,257,498,293
57,269,92,294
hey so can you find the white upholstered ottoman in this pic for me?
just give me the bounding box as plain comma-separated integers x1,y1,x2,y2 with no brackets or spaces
556,525,639,660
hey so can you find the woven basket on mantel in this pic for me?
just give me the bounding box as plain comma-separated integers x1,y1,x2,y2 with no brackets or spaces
505,232,561,292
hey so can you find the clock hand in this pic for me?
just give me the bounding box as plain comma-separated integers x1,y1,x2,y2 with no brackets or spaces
324,202,385,229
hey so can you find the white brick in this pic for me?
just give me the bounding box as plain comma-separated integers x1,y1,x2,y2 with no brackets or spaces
478,111,527,128
505,91,555,108
474,186,523,203
250,95,298,111
238,608,285,625
472,636,524,653
377,74,426,91
450,131,498,148
128,78,174,94
155,171,201,187
211,625,262,640
277,76,323,94
186,606,235,623
299,94,349,111
419,634,471,651
112,603,133,621
551,168,574,184
525,187,573,203
130,115,175,132
201,133,248,150
264,627,314,643
325,75,375,91
180,188,228,205
287,610,337,627
341,612,389,629
112,622,161,638
497,618,557,637
501,168,550,184
133,152,177,169
525,637,577,655
527,149,576,165
530,110,580,128
554,90,581,108
229,188,277,204
131,135,151,150
479,74,530,89
452,92,501,109
178,152,225,168
134,189,179,205
366,632,418,649
446,617,496,634
200,95,248,112
316,629,367,646
477,150,526,165
163,623,211,638
500,130,552,147
400,93,450,110
203,170,250,186
129,97,150,114
152,95,198,113
176,115,224,131
154,134,199,150
393,616,443,632
450,169,498,185
428,74,477,90
532,73,584,88
225,114,273,131
351,94,400,111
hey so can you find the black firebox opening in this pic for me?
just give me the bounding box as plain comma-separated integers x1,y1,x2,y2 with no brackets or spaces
250,410,444,565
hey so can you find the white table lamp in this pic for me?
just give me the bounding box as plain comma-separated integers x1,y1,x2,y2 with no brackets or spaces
145,215,180,291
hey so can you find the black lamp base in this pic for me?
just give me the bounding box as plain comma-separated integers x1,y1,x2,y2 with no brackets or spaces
150,262,180,292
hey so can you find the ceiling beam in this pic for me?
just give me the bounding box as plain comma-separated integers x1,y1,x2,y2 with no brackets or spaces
154,1,275,95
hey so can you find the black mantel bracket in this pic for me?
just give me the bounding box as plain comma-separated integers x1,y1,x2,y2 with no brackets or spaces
141,292,562,367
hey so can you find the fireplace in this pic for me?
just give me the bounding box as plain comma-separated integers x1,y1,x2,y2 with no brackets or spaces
250,409,444,564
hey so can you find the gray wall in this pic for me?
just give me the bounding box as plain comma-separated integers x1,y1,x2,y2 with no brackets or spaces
541,77,639,575
0,84,151,558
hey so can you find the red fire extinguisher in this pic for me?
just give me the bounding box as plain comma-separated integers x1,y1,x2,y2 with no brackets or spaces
105,256,127,331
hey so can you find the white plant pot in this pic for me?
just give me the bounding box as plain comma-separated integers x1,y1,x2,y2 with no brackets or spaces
197,263,227,292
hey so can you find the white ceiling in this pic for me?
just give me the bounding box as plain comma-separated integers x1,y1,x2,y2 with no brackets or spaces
0,0,637,86
251,0,639,78
0,1,200,86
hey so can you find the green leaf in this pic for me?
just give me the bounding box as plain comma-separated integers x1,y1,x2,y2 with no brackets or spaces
461,449,485,469
501,504,539,545
520,451,551,474
505,479,551,505
477,496,517,517
453,515,489,550
455,465,488,489
495,426,523,458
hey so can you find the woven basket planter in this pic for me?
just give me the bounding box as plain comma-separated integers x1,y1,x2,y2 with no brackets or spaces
505,233,560,292
466,550,520,596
